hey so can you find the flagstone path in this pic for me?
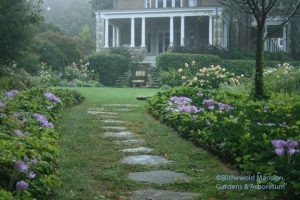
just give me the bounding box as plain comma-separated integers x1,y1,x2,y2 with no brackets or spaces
88,104,201,200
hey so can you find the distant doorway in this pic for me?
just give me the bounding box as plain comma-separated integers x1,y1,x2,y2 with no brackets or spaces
158,32,170,54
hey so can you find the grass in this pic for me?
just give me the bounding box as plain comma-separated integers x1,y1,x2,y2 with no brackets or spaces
55,87,268,200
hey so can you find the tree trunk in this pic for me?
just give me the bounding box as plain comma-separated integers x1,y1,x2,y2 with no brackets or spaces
254,25,265,99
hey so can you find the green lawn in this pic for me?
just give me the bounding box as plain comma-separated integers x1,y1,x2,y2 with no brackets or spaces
55,87,267,200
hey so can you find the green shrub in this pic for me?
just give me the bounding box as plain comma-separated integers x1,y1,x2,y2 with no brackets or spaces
157,53,221,71
87,52,129,86
0,69,33,90
0,88,84,199
148,87,300,198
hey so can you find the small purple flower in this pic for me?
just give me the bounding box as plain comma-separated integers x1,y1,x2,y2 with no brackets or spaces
0,102,6,109
275,148,285,157
47,105,54,110
288,148,296,156
203,99,214,106
28,171,36,179
205,119,211,126
14,130,23,137
23,156,29,162
16,180,29,191
23,131,30,136
14,161,28,172
44,92,61,103
272,140,287,149
32,158,38,165
32,113,54,128
286,140,299,149
6,90,19,98
208,105,215,110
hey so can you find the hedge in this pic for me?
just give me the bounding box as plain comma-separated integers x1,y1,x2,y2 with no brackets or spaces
157,53,300,77
87,53,129,86
156,53,221,71
0,88,85,199
148,87,300,198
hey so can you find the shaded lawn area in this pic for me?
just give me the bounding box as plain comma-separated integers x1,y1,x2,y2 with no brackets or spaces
54,87,267,200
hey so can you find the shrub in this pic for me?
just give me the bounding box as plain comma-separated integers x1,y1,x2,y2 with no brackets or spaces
87,52,129,86
0,88,84,199
148,87,300,198
0,69,33,90
157,53,221,71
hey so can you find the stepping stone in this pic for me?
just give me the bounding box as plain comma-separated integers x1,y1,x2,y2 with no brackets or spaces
102,126,126,130
88,107,104,111
114,139,145,144
99,120,125,123
88,111,118,115
122,155,172,165
128,170,190,184
133,189,201,200
120,147,153,153
103,132,137,138
113,108,132,111
102,104,140,107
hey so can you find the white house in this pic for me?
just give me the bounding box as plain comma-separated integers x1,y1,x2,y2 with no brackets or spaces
95,0,229,56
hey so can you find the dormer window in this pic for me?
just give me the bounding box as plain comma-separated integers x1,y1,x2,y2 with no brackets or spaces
189,0,197,7
145,0,151,8
167,0,172,7
158,0,163,8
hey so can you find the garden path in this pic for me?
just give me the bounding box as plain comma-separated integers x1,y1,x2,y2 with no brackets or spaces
56,88,265,200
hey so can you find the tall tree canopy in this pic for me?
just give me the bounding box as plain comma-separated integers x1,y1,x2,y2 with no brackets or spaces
90,0,113,10
0,0,43,65
223,0,300,99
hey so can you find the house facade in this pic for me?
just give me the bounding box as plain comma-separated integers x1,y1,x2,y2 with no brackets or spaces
95,0,229,56
95,0,289,56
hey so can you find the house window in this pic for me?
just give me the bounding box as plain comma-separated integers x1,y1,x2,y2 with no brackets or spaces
188,0,197,7
145,0,151,8
175,0,181,7
158,0,163,8
167,0,172,7
188,32,195,46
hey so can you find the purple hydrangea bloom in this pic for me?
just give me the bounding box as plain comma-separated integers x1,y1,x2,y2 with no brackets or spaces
286,140,299,149
6,90,19,98
288,148,296,156
208,105,215,110
32,113,54,128
44,92,61,103
23,131,30,136
14,161,28,172
275,148,285,157
272,140,287,149
0,102,6,109
28,171,36,179
14,129,23,137
218,103,234,112
47,105,54,110
32,158,38,165
203,99,214,106
16,180,29,191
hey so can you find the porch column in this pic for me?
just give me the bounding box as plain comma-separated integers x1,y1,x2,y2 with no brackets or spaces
181,16,185,46
180,0,183,7
130,18,135,47
172,0,175,7
112,25,116,47
96,13,101,51
104,18,109,48
156,0,158,8
209,16,213,46
283,25,287,51
163,0,167,8
141,17,146,47
116,27,120,47
170,16,174,46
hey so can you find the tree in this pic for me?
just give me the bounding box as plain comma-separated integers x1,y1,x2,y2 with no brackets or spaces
89,0,113,10
222,0,300,99
0,0,43,65
78,24,95,56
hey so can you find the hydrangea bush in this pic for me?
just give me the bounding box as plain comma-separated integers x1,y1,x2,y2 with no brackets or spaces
0,88,85,199
148,87,300,198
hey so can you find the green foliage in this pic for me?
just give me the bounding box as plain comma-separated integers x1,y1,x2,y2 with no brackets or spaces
87,53,129,86
148,86,300,198
0,87,85,199
90,0,113,10
0,69,33,90
157,53,221,71
0,0,43,65
77,25,95,56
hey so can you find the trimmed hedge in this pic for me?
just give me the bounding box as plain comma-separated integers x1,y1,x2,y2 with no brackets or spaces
157,53,221,71
87,53,129,86
157,53,300,77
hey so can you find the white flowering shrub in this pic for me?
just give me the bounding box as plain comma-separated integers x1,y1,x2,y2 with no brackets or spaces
264,63,300,94
65,60,97,82
178,63,242,89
